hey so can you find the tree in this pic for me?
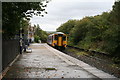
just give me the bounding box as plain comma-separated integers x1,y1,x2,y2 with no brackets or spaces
2,1,50,39
34,24,48,43
56,1,120,61
57,20,77,34
104,1,120,57
111,1,120,25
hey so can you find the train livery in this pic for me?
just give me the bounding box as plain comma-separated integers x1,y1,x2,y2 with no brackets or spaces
47,32,67,50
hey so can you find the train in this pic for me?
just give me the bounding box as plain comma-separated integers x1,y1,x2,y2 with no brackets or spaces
47,32,67,50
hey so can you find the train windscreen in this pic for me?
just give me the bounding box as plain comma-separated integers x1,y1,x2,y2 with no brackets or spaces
54,34,66,41
63,35,66,41
54,35,58,40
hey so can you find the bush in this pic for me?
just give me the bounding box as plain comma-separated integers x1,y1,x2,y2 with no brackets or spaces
34,35,40,43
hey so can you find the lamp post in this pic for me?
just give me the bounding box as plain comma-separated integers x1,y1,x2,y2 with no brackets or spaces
19,28,23,54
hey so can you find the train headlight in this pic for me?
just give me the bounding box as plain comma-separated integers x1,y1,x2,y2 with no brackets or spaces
63,44,66,46
54,43,57,45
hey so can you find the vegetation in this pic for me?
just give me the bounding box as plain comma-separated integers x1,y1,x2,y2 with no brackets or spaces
34,35,40,43
2,1,49,39
57,1,120,61
34,24,48,43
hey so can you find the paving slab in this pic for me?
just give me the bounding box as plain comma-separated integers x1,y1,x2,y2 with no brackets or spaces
2,43,119,79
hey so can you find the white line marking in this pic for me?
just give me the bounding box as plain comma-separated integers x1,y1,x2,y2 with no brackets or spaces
1,54,20,79
44,43,118,79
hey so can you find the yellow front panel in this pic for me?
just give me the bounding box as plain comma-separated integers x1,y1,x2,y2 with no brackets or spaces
63,41,67,47
58,37,62,46
52,40,57,46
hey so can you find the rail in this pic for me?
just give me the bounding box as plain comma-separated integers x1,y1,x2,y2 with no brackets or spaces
67,45,110,57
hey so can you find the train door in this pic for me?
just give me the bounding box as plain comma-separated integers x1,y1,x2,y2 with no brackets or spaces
57,34,63,46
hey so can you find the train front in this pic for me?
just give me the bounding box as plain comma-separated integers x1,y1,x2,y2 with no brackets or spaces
53,32,67,50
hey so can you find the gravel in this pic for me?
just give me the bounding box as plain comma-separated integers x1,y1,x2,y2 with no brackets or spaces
62,47,120,78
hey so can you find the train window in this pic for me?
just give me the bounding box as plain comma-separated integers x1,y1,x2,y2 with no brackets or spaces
54,35,58,40
58,34,63,37
63,36,66,41
48,36,51,40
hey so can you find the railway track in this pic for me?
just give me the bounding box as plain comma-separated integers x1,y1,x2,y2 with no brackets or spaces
67,45,110,57
61,45,120,78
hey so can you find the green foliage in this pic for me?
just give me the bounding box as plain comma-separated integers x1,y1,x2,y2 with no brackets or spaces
20,19,29,35
111,1,120,25
57,1,120,59
34,24,48,43
57,20,77,34
34,35,40,43
2,1,49,39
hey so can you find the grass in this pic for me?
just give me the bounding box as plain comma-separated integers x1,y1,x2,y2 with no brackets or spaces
76,52,88,56
66,47,89,56
44,68,57,70
66,48,79,53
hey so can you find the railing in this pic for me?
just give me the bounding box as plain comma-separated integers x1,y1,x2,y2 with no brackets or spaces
2,39,20,71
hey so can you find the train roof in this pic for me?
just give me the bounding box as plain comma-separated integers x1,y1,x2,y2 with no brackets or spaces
48,32,65,37
54,32,64,34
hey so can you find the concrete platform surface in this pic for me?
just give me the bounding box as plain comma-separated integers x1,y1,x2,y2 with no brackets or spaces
2,43,119,79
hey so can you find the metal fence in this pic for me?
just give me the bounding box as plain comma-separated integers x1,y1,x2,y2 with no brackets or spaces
2,39,20,71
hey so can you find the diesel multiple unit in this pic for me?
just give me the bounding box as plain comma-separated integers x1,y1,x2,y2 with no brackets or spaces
47,32,67,50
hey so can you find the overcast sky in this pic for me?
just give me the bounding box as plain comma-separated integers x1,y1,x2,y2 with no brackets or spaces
30,0,115,31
